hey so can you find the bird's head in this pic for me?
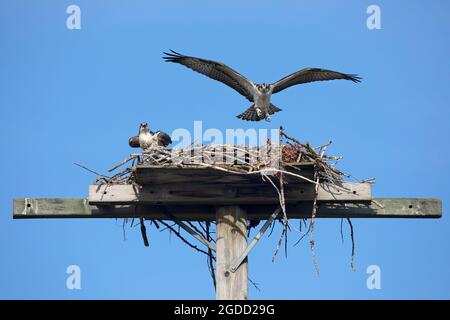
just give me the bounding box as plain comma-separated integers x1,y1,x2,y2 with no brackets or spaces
257,83,271,93
139,122,149,133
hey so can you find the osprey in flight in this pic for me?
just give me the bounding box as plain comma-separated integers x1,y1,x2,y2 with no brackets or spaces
129,122,172,150
163,50,361,121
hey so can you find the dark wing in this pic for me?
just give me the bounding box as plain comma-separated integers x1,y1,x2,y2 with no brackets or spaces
163,50,256,102
271,68,361,94
129,136,140,148
152,130,172,147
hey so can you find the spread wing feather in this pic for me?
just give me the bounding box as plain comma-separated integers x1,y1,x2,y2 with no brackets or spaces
163,50,256,102
153,130,172,147
130,131,172,148
129,136,140,148
271,68,361,94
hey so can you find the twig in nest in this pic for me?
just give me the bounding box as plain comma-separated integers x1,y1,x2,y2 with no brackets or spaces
293,220,312,247
74,163,109,179
157,220,211,257
347,218,356,272
253,168,317,184
108,154,139,172
140,218,149,247
316,140,333,153
197,221,208,235
187,221,208,240
309,168,320,276
263,173,288,262
122,219,127,241
282,131,304,146
206,222,216,291
151,220,160,229
268,219,276,238
272,228,286,262
279,126,289,259
284,227,288,258
159,222,177,232
249,277,261,292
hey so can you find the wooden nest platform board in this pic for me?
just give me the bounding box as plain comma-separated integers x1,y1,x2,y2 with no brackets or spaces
89,163,371,207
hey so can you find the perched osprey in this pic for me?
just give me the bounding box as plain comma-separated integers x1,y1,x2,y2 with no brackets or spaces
163,50,361,121
129,123,172,150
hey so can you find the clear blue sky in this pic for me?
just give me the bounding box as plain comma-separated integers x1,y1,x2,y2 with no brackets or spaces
1,0,449,299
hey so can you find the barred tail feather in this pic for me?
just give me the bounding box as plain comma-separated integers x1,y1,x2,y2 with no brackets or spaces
267,103,282,115
236,104,262,121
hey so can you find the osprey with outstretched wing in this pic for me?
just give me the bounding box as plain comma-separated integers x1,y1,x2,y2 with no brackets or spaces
129,122,172,150
163,50,361,121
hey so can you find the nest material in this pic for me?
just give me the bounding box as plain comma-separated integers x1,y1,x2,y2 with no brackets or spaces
100,136,347,187
282,141,345,184
91,129,368,282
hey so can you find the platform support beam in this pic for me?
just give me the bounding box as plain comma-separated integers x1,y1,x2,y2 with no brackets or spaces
13,198,442,220
215,206,248,300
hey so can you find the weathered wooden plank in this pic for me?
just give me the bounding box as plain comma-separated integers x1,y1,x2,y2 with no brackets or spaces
134,163,315,185
13,198,135,219
13,198,442,220
216,206,248,300
88,182,371,205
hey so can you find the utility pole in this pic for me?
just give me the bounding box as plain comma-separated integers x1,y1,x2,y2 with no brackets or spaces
216,206,248,300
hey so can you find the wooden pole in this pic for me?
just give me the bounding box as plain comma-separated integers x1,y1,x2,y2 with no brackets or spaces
215,206,248,300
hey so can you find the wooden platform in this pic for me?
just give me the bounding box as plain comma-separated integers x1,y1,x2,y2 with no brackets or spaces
134,163,316,185
12,164,442,221
89,163,371,206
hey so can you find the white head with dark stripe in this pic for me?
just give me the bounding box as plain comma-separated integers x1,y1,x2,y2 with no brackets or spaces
139,122,150,134
256,83,271,93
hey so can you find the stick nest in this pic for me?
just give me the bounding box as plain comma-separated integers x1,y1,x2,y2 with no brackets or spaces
89,129,371,285
97,131,353,187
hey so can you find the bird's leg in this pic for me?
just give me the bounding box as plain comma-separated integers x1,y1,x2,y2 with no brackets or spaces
265,114,271,122
256,107,263,118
